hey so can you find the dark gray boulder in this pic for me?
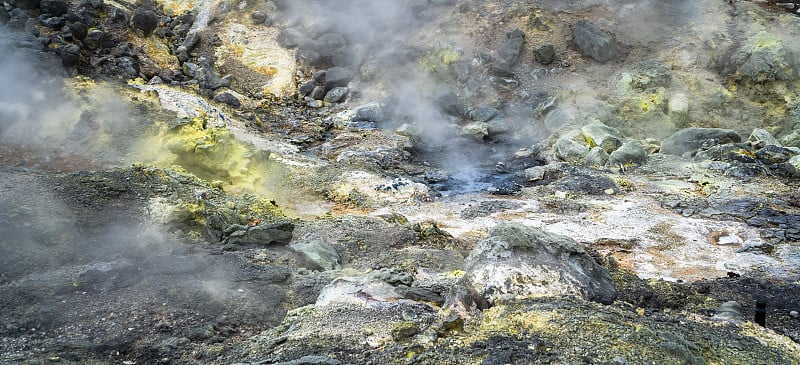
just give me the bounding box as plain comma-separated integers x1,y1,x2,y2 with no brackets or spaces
660,128,741,157
463,222,616,306
572,20,617,63
631,60,672,90
323,67,354,90
59,43,81,67
491,28,525,76
213,90,241,108
277,28,309,49
131,7,158,36
608,141,648,167
323,87,348,103
9,0,41,10
196,61,233,90
533,43,556,65
436,91,467,118
222,221,295,245
39,0,68,16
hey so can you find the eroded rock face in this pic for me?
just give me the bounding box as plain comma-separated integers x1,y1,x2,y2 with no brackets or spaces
463,222,616,306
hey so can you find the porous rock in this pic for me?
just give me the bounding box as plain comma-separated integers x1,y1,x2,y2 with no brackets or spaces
581,122,624,154
608,141,647,167
660,128,741,157
572,20,617,63
463,222,616,306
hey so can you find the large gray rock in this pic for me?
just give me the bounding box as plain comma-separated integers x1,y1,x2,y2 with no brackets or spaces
660,128,741,157
222,221,295,245
492,28,525,76
608,141,647,167
131,7,158,36
572,20,617,63
555,134,590,163
39,0,67,16
290,235,340,271
464,222,616,306
581,122,624,153
323,67,355,90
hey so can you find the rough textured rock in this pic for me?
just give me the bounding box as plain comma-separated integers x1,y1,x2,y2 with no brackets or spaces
581,122,624,153
583,146,610,167
533,43,556,65
555,134,590,163
608,141,648,167
492,28,525,76
572,20,617,63
461,122,489,141
323,67,355,90
463,222,616,306
323,86,348,103
131,7,158,36
660,128,741,157
222,222,295,246
39,0,67,16
630,60,672,90
290,235,340,271
748,128,781,146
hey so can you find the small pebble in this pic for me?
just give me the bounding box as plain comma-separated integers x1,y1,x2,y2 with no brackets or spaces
790,310,799,318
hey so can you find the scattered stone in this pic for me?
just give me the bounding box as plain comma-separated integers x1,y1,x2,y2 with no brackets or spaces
352,102,387,122
461,122,489,141
748,128,781,147
290,235,340,271
608,141,647,167
391,321,420,341
59,43,81,67
791,310,799,318
713,301,745,322
213,90,242,108
250,11,267,25
436,91,467,118
555,134,590,163
470,105,499,123
131,7,158,36
668,92,689,124
323,87,349,103
581,122,624,153
299,80,317,97
196,61,233,90
572,19,617,63
583,146,610,167
755,145,795,164
630,60,672,90
492,28,525,76
782,131,800,148
222,222,295,245
323,67,355,90
39,0,67,16
310,86,327,101
533,43,556,65
463,222,616,306
660,128,741,157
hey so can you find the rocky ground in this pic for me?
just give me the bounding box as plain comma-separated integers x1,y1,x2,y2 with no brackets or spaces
2,0,800,364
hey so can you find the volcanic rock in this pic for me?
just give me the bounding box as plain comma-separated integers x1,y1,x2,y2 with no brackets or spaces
39,0,67,16
491,28,525,76
463,222,616,306
290,235,340,271
323,87,349,103
533,43,556,65
581,122,624,153
323,67,354,90
222,221,295,246
131,7,158,36
660,128,741,157
555,134,590,163
572,20,617,63
608,141,647,167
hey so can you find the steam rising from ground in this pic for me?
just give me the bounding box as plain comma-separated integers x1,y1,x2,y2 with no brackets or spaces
0,31,149,170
